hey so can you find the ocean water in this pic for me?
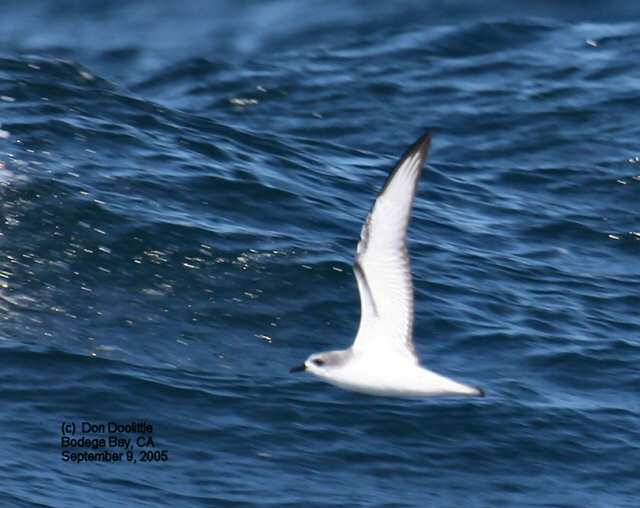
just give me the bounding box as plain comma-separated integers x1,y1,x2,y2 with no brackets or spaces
1,1,639,506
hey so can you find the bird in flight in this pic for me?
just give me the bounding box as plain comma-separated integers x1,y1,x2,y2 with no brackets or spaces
290,132,484,398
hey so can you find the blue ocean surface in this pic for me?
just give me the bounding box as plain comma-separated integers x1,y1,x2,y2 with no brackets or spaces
1,1,639,506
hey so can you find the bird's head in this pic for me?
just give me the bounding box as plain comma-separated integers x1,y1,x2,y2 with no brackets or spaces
290,350,348,378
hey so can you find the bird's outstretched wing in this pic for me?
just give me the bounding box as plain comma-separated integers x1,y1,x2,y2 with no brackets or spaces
351,132,432,362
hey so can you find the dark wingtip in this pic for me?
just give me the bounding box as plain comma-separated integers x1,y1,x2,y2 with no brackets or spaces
476,387,486,397
416,131,432,151
379,130,433,194
404,131,432,161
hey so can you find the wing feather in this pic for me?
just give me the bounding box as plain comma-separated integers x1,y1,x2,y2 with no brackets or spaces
351,132,432,361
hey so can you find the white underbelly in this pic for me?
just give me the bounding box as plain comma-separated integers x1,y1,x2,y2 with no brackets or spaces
321,360,478,398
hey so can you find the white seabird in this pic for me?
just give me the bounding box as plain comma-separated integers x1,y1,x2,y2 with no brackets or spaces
291,132,484,398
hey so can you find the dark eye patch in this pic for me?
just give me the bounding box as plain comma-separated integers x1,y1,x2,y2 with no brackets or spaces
312,359,325,366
